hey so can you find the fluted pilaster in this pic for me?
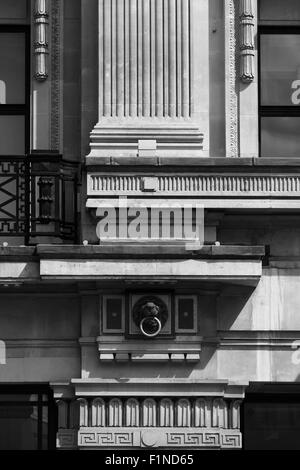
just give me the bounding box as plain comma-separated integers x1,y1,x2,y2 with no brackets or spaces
99,0,191,118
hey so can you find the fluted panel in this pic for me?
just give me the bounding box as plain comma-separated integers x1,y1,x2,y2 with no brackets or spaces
159,399,174,427
108,398,123,427
176,399,191,427
91,398,106,427
125,398,140,427
142,399,157,426
99,0,191,118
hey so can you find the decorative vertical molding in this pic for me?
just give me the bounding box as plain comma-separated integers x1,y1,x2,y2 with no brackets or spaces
125,399,140,427
34,0,49,81
212,399,228,429
108,398,123,427
159,399,174,427
176,399,191,427
194,398,212,428
239,0,255,83
225,0,239,158
230,400,242,429
78,398,89,427
91,398,106,427
142,399,157,426
50,0,62,151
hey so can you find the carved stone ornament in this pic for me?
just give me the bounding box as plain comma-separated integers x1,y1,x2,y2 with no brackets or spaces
239,0,255,83
132,296,168,338
34,0,49,81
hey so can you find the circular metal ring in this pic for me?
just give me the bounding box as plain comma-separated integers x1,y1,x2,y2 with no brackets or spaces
140,316,162,338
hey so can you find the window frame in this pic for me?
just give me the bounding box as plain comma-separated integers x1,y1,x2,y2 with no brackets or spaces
259,25,300,157
175,295,198,334
0,24,30,155
102,294,126,334
0,384,57,450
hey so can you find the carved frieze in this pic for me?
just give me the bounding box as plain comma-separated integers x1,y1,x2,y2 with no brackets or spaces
77,428,242,449
87,173,300,197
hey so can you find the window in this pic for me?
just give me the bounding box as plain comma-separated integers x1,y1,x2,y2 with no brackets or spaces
102,295,125,333
259,1,300,157
0,26,29,155
243,391,300,450
0,386,56,450
175,295,198,334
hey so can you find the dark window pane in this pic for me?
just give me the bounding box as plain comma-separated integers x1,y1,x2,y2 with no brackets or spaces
261,35,300,106
0,33,25,104
0,1,28,19
177,298,195,330
106,298,123,330
0,116,25,155
244,402,300,450
41,407,48,450
260,0,300,21
261,117,300,157
0,394,38,402
0,405,38,450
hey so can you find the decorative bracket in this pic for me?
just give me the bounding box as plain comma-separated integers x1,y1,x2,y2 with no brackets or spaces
34,0,49,81
239,0,255,83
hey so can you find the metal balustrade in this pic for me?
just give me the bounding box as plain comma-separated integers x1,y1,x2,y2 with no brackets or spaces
0,153,79,244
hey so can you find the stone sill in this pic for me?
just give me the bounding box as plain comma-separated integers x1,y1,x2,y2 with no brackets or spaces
86,156,300,169
71,379,248,398
0,245,264,259
35,244,265,259
97,335,202,363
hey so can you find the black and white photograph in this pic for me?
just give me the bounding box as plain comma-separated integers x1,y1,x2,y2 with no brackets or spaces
0,0,299,460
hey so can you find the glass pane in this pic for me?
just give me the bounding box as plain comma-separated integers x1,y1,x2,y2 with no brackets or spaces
42,407,48,450
0,405,38,450
0,1,28,19
106,298,123,330
260,0,300,21
261,35,300,106
261,117,300,157
0,394,38,402
244,402,300,450
177,298,195,330
0,33,25,104
0,116,25,155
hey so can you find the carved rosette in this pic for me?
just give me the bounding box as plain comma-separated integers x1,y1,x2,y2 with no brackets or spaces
239,0,255,83
34,0,49,81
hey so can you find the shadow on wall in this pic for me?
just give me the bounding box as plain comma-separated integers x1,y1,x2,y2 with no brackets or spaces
209,0,226,157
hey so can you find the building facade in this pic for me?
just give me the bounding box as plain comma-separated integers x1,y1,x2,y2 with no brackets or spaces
0,0,300,450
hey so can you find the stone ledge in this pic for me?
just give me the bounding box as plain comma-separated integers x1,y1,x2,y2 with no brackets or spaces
97,335,202,363
85,156,300,168
36,244,265,259
71,379,248,398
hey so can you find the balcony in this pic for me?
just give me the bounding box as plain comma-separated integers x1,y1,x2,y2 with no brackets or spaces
0,153,79,245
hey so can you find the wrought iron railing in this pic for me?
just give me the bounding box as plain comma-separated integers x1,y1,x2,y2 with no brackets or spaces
0,153,79,244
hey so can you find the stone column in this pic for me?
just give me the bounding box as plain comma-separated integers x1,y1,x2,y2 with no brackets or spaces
88,0,207,159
